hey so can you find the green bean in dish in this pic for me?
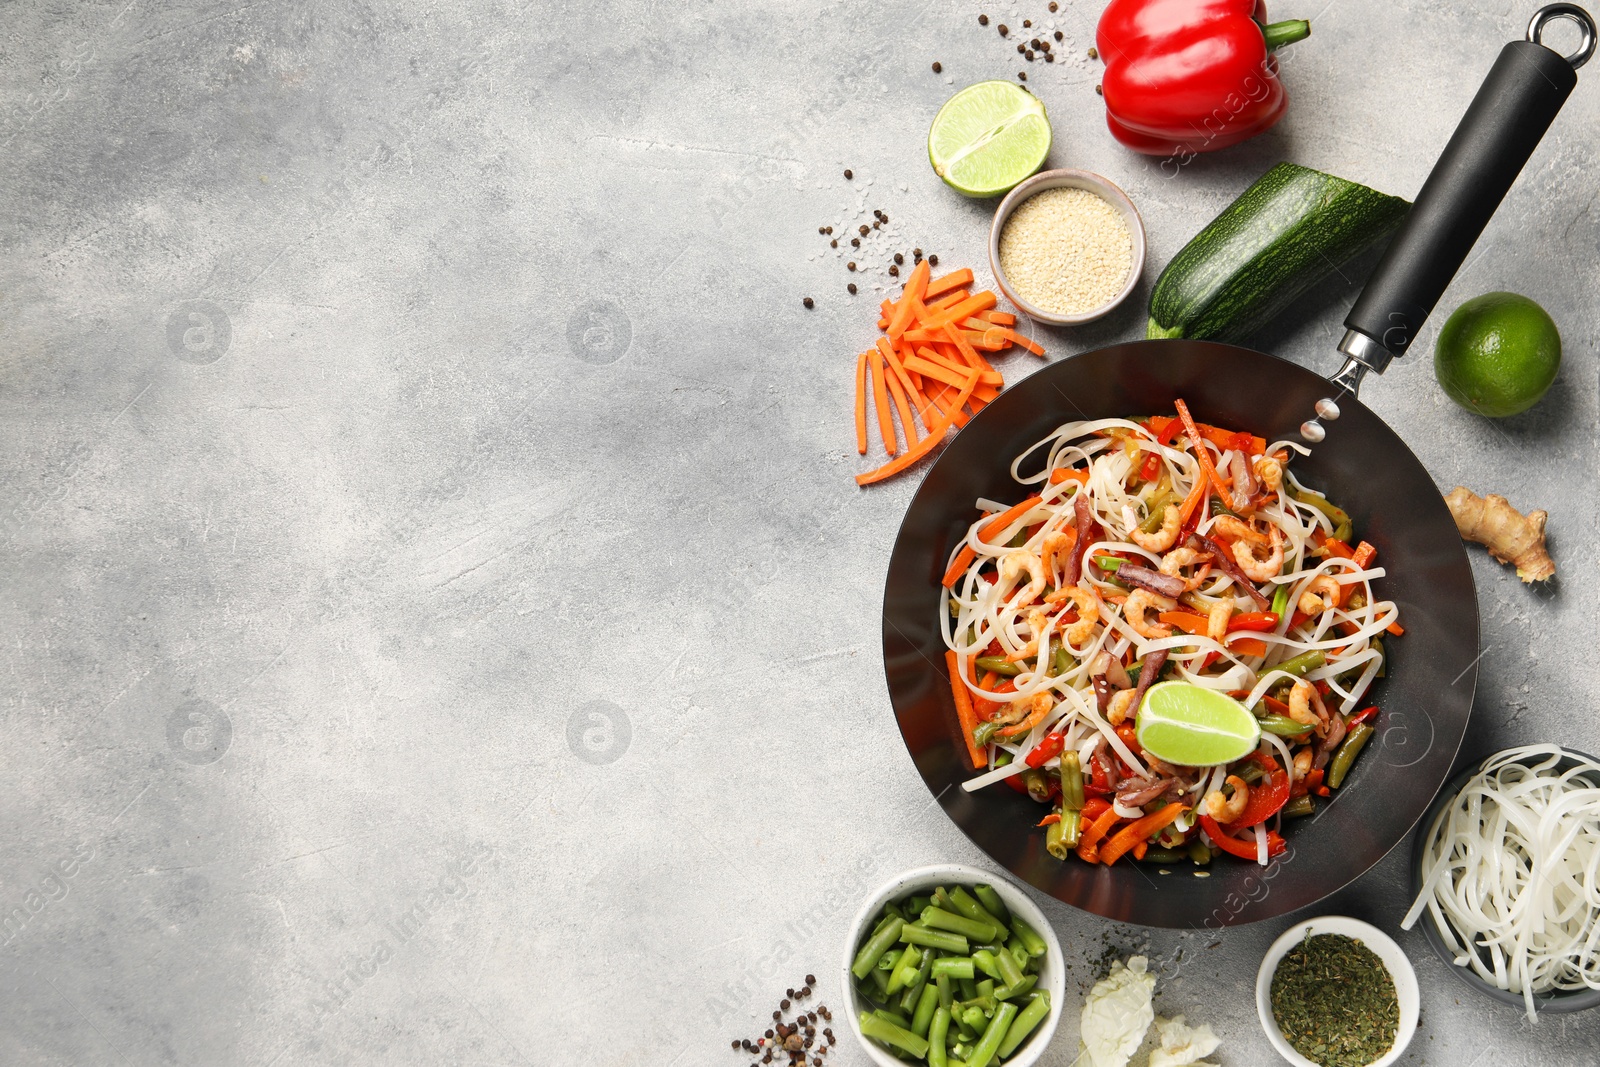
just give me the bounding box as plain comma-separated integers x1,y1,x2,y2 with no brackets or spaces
853,883,1052,1064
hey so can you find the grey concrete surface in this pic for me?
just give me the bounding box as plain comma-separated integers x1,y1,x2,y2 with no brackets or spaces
1,0,1597,1064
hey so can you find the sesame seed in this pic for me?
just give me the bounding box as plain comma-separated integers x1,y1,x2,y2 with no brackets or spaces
998,187,1132,315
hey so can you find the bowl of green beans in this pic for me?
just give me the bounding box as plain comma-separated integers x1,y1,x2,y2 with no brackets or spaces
842,863,1064,1067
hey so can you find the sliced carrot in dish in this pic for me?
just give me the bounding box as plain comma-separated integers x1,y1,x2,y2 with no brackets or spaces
945,649,986,770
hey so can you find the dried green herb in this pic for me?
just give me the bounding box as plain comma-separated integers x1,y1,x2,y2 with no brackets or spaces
1270,933,1398,1067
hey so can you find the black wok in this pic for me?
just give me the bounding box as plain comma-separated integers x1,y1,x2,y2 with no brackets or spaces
879,7,1593,927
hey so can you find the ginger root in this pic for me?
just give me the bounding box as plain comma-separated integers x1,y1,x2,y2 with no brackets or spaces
1444,487,1555,582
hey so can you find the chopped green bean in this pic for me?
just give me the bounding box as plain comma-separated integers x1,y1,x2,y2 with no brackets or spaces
1045,814,1072,860
1059,751,1085,810
928,1007,951,1067
908,894,934,916
996,992,1051,1059
976,978,995,1001
900,924,968,953
1139,492,1177,531
1259,714,1314,737
1187,839,1212,865
971,949,1001,980
869,962,890,995
973,885,1011,926
1009,917,1047,957
860,1011,929,1058
887,944,923,995
1050,644,1071,676
960,1005,987,1031
994,945,1024,988
853,917,906,978
1093,555,1125,571
957,976,979,1001
874,1007,913,1028
936,972,954,1010
1371,636,1386,677
974,656,1022,677
1270,579,1290,619
1020,767,1051,803
966,1001,1019,1067
1272,648,1326,679
912,981,941,1037
971,720,1000,747
921,907,999,944
1283,794,1316,818
1328,721,1375,789
946,888,1007,935
901,950,934,1012
1236,761,1266,785
995,973,1037,1001
931,956,975,981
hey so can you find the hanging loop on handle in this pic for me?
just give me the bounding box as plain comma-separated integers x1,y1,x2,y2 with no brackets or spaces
1528,3,1597,68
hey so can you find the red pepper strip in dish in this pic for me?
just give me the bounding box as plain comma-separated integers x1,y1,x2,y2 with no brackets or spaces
1201,814,1287,861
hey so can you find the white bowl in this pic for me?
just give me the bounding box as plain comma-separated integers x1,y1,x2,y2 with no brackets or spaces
840,863,1064,1067
987,168,1146,326
1255,916,1420,1067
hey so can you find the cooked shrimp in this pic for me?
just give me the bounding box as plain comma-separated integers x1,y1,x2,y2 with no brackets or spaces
1124,588,1177,640
1254,454,1283,492
1130,504,1181,553
1158,546,1213,591
1292,748,1313,782
1230,525,1284,583
1048,586,1102,647
1207,600,1232,642
1205,775,1250,822
1005,608,1051,662
1000,550,1046,602
1213,515,1268,545
1106,687,1138,726
1297,575,1341,615
1040,531,1075,581
991,690,1048,727
1287,678,1319,726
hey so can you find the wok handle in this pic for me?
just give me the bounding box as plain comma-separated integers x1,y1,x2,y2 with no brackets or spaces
1301,5,1594,443
1345,7,1593,361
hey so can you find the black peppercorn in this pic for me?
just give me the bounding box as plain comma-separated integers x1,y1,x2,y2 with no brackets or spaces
802,297,813,309
859,225,869,236
1094,83,1102,94
850,237,859,247
1023,18,1031,27
829,239,837,247
843,169,852,179
733,1040,742,1049
1018,71,1027,80
978,13,988,24
847,283,856,294
928,254,938,266
1055,30,1064,41
888,264,899,276
847,262,856,271
931,61,942,73
871,220,880,229
786,989,795,997
893,253,904,265
997,23,1008,35
1016,43,1025,53
1046,53,1055,62
1025,50,1034,60
1087,45,1098,58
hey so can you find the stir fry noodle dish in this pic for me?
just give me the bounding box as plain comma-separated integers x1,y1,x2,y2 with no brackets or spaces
941,401,1403,867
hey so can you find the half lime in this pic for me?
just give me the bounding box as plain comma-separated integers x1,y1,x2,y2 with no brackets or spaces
928,81,1051,198
1135,681,1262,767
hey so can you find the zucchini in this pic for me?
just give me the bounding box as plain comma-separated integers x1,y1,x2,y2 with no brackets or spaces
1146,162,1410,344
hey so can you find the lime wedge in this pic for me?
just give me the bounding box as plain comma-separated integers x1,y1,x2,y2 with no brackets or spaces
1135,682,1262,767
928,81,1051,198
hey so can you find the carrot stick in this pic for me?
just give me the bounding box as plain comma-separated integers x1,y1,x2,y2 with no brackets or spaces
1049,468,1089,485
922,290,998,330
1077,806,1124,863
883,359,921,446
940,492,1046,586
905,353,979,391
1100,801,1187,866
1177,470,1209,528
854,351,870,455
926,289,971,313
999,328,1045,356
945,650,987,770
924,267,975,300
1158,611,1210,636
1175,399,1227,497
982,310,1016,326
912,348,1003,387
856,370,979,486
942,323,986,372
869,351,897,455
877,338,936,423
886,259,931,340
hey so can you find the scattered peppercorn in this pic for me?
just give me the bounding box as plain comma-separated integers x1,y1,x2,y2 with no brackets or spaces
843,169,852,179
802,297,813,309
998,23,1008,35
888,264,899,276
829,239,837,248
932,61,942,73
1040,40,1051,51
817,226,825,234
1046,53,1055,62
1018,71,1027,80
765,1029,775,1039
1023,19,1032,27
859,225,869,236
1025,49,1035,60
847,283,857,294
1055,30,1064,41
733,1040,741,1049
780,998,790,1010
1049,0,1059,9
1094,83,1102,94
912,248,922,258
786,989,795,997
847,262,856,271
1087,46,1098,58
893,252,904,265
1016,42,1025,53
850,237,860,247
928,254,938,265
871,220,880,229
978,13,989,25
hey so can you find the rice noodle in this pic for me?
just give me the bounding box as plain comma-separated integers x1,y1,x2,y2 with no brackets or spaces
1401,745,1600,1019
944,416,1395,809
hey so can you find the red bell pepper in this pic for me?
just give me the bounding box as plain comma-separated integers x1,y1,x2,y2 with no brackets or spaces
1095,0,1311,157
1232,752,1290,827
1227,611,1280,633
1025,731,1066,768
1201,814,1287,860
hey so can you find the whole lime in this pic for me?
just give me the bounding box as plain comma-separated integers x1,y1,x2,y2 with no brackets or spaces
1433,292,1561,417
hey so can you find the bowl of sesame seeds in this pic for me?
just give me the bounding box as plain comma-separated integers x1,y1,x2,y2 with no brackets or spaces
988,169,1145,326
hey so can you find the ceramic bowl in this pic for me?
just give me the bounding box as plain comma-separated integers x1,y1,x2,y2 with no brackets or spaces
841,863,1064,1067
1255,915,1419,1067
988,168,1145,326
